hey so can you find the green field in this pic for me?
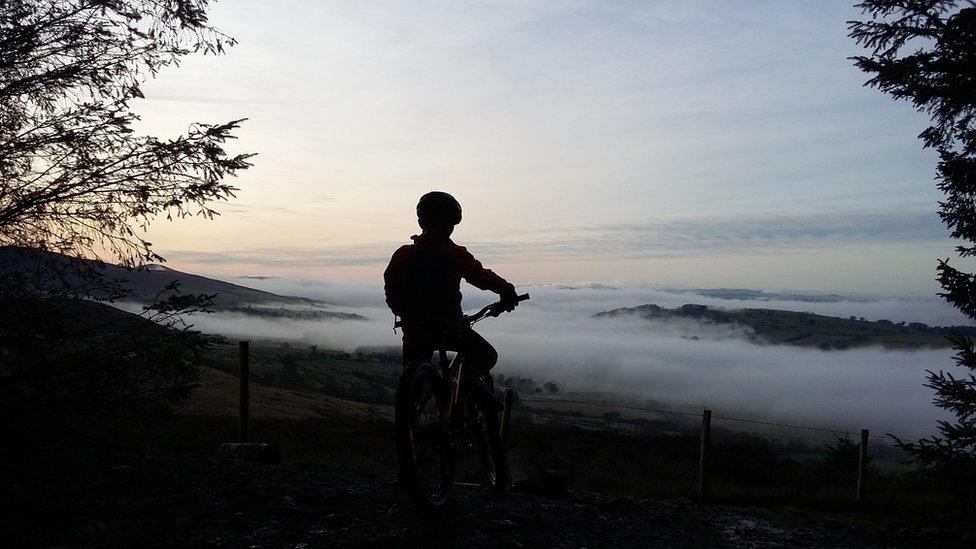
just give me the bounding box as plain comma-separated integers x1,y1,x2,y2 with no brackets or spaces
201,339,400,410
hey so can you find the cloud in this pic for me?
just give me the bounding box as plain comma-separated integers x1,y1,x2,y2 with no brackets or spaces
160,243,398,268
485,312,952,440
200,272,971,326
471,207,947,260
139,0,944,294
161,207,947,271
218,203,307,219
164,278,964,439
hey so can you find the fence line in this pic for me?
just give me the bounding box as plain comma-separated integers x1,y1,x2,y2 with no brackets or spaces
517,395,892,442
523,409,853,446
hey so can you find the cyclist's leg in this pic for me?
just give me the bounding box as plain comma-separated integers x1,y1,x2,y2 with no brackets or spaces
450,326,503,412
452,326,497,376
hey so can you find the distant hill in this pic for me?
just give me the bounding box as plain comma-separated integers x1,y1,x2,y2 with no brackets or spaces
0,246,366,320
594,303,972,350
117,263,327,308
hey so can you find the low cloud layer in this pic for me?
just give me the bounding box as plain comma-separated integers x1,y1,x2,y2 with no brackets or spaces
236,277,971,326
174,279,966,439
161,207,946,270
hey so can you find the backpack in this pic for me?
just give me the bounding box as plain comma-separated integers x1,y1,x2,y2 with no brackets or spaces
401,243,454,329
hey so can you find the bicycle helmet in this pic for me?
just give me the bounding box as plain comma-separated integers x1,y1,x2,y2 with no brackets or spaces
416,191,462,229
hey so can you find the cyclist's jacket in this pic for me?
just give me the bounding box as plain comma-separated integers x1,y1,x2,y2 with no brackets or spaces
384,234,512,335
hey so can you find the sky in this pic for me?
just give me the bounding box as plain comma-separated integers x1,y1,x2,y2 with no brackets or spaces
134,0,961,295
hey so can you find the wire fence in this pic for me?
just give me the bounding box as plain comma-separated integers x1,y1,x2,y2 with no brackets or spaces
511,390,882,502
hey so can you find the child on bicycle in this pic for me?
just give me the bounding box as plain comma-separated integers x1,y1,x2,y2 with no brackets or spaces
383,191,520,374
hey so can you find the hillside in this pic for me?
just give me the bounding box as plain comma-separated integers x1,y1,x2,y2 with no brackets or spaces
0,246,365,320
111,263,323,308
594,303,968,349
5,329,971,546
6,344,968,547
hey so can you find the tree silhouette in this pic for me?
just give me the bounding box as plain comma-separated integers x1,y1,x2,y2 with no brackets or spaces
1,0,252,265
0,0,251,422
850,1,976,472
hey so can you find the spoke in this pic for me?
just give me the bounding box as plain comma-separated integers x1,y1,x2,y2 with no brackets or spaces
413,385,433,415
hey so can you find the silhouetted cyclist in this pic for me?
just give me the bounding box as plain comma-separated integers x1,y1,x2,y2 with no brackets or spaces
384,191,520,374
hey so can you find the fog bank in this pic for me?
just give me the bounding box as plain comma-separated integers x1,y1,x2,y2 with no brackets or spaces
176,278,961,439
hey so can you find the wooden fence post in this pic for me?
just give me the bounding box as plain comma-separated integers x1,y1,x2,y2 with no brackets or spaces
856,428,869,503
500,388,515,443
219,340,281,464
698,408,711,501
239,340,250,444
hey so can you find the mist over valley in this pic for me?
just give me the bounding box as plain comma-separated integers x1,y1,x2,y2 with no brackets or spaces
111,269,968,440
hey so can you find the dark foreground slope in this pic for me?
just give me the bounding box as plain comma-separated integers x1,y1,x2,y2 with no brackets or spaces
3,350,971,547
4,414,960,548
2,444,724,548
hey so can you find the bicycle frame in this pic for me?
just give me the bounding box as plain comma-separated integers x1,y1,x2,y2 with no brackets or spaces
394,293,528,507
431,292,530,422
439,348,465,421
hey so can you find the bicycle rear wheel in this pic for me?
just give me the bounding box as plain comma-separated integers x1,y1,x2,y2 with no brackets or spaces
395,360,453,509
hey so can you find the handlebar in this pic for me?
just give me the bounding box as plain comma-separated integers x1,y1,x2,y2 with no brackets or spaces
393,293,529,329
467,293,530,324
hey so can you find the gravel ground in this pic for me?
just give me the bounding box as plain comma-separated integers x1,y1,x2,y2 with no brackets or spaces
4,446,972,548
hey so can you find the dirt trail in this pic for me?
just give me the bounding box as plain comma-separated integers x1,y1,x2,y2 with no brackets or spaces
3,410,970,548
6,447,967,548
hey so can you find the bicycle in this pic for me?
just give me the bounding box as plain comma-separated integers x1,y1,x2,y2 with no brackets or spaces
394,293,530,509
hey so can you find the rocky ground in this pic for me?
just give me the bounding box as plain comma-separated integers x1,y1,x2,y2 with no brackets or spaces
2,410,972,548
3,443,971,548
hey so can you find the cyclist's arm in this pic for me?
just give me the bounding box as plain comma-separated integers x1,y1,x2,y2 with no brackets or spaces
457,246,515,297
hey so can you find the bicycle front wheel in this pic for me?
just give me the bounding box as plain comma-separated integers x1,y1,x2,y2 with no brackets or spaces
395,360,453,509
467,376,509,491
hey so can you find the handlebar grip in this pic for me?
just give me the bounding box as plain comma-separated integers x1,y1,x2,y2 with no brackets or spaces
517,293,530,302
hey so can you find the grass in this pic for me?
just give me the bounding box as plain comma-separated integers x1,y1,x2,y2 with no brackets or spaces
179,339,973,527
181,365,392,420
201,339,399,411
736,308,949,349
